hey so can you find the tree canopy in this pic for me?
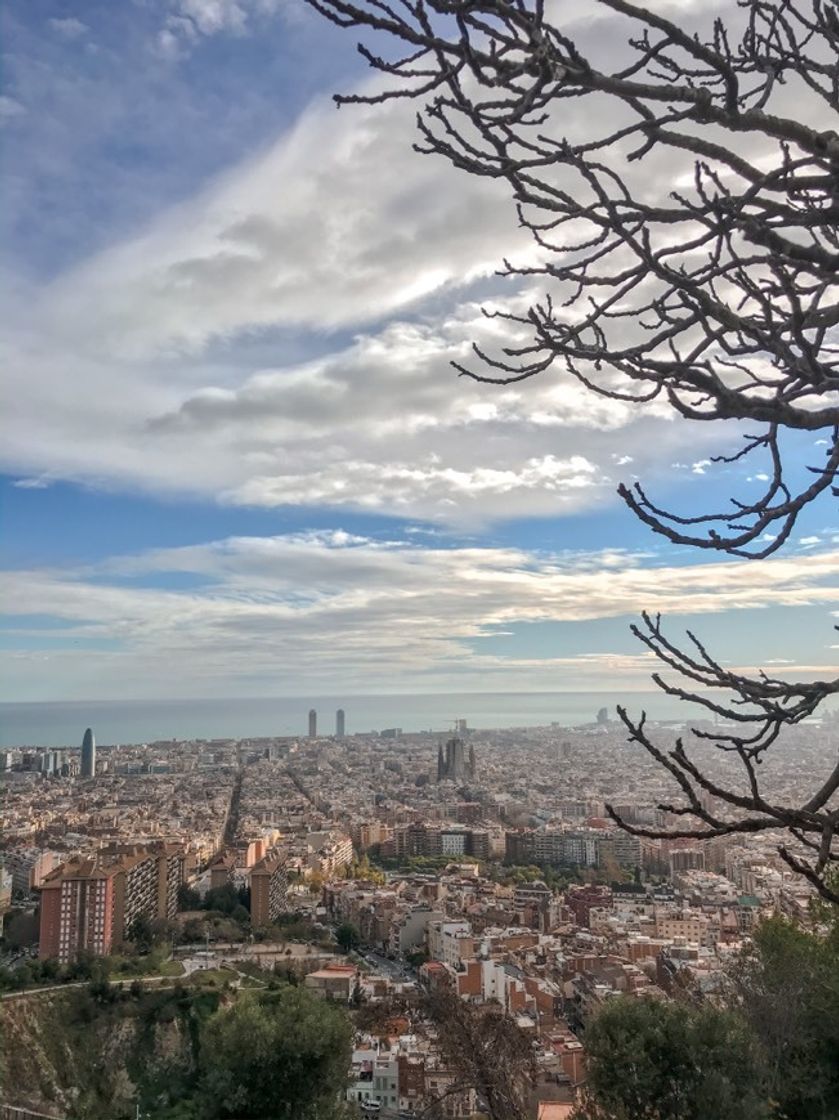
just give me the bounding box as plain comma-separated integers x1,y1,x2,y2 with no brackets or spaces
197,986,352,1119
335,921,361,952
569,910,839,1120
573,995,769,1120
730,915,839,1119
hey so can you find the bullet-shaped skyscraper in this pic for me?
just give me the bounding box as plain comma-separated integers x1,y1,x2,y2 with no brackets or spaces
81,728,96,778
336,709,345,738
308,709,317,738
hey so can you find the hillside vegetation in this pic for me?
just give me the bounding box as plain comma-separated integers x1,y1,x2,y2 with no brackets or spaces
0,979,351,1119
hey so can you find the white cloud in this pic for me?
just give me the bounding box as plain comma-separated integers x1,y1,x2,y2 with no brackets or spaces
12,476,52,490
0,96,25,122
5,81,718,526
158,0,294,57
2,288,701,521
2,536,837,699
48,17,88,39
39,88,532,355
1,24,813,524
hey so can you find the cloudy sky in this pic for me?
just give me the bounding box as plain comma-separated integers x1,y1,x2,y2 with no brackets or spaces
1,0,837,703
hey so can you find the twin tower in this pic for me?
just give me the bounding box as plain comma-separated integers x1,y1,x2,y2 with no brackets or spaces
308,709,345,738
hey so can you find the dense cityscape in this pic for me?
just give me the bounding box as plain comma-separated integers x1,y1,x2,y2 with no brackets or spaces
3,0,839,1116
2,705,835,1117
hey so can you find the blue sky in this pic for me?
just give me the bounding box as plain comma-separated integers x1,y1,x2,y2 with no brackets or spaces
1,0,837,701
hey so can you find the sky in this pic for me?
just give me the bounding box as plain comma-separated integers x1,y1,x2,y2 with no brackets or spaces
1,0,837,702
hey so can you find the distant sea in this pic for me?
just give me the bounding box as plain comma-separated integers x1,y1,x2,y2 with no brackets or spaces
0,691,714,748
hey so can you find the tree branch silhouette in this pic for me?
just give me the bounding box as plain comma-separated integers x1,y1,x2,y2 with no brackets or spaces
306,0,839,899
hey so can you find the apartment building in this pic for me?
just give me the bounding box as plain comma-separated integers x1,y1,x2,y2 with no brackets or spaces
307,830,353,876
3,848,61,896
38,843,185,962
389,823,490,862
155,842,185,920
505,828,602,868
352,820,394,851
388,904,444,954
427,919,475,967
249,846,288,927
39,859,117,962
208,850,237,890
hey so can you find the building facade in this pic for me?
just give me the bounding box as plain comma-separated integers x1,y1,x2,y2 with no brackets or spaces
38,843,185,962
80,727,96,778
250,846,288,928
437,737,475,782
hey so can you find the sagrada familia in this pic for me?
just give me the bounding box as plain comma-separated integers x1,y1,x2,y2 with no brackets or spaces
436,736,476,782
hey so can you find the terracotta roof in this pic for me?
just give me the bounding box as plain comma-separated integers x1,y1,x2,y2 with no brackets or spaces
537,1104,574,1120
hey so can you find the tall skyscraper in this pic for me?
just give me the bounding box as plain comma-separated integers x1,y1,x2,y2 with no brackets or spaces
336,709,345,738
308,709,317,738
81,728,96,778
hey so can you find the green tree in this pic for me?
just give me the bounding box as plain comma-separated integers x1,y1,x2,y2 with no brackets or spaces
335,922,360,953
203,884,239,915
68,950,110,984
127,913,154,954
348,854,386,886
177,884,202,911
731,916,839,1120
574,996,769,1120
181,917,205,943
87,976,116,1005
197,987,352,1119
230,903,251,927
2,907,39,949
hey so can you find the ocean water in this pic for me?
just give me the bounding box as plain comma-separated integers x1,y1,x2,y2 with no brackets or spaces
0,691,703,748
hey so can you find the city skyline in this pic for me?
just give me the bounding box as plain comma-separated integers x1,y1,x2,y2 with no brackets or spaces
1,5,836,1118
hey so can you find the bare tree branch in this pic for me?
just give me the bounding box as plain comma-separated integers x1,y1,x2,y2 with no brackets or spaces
603,615,839,903
307,0,839,899
305,0,839,553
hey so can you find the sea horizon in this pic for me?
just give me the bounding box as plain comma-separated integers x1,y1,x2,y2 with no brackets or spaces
0,688,711,748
